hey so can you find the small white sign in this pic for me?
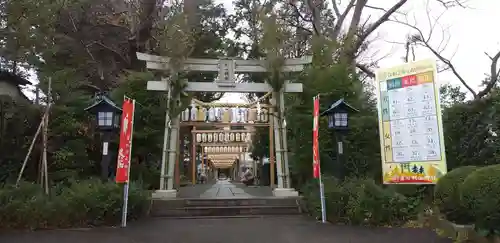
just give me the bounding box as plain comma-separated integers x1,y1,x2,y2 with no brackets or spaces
103,142,109,155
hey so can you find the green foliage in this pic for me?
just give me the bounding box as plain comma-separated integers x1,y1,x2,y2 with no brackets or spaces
249,127,270,159
343,178,419,226
387,184,431,205
286,44,378,185
442,96,500,171
0,180,149,229
0,96,40,183
259,11,288,91
49,91,97,181
301,177,419,226
460,164,500,237
434,166,478,224
129,163,161,190
440,84,466,107
300,176,348,221
113,71,165,162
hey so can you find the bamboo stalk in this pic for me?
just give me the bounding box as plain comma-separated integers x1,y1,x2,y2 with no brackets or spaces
16,114,45,186
42,78,52,195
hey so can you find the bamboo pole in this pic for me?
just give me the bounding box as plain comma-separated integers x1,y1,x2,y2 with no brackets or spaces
42,78,52,195
16,114,45,186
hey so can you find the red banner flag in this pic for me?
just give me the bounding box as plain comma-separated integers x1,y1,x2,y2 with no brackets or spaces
313,95,320,179
116,98,135,183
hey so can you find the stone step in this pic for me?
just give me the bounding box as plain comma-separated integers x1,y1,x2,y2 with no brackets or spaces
151,205,301,217
184,197,300,207
152,197,300,209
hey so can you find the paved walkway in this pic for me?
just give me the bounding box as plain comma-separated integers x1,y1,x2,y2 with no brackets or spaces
0,217,450,243
199,180,252,198
0,180,449,243
178,179,273,198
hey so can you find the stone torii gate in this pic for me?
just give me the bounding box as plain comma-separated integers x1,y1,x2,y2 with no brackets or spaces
137,52,311,198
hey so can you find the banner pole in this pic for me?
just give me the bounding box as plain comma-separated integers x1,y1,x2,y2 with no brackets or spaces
314,95,327,223
121,182,130,227
121,99,135,228
318,166,326,223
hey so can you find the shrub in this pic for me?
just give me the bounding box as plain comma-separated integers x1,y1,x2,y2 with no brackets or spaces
0,182,56,229
343,178,418,226
129,163,160,190
388,184,430,201
434,166,478,225
0,180,150,230
459,164,500,237
301,177,419,226
299,176,344,219
60,179,150,225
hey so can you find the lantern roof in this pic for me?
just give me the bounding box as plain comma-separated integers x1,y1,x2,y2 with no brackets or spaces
0,70,31,86
84,92,122,113
320,98,359,117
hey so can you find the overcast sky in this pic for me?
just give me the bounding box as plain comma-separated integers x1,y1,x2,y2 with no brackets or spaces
215,0,500,102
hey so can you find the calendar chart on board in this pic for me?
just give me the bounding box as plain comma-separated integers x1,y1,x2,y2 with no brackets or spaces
380,71,441,162
376,59,447,184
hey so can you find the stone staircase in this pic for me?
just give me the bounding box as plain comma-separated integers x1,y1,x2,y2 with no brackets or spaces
151,197,302,218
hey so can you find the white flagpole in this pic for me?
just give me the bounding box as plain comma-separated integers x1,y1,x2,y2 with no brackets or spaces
318,165,327,223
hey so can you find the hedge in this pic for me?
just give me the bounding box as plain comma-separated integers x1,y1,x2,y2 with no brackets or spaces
434,165,478,224
0,179,150,230
301,177,419,226
460,164,500,237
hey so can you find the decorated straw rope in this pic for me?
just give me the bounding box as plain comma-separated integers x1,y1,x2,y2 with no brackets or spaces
191,92,272,108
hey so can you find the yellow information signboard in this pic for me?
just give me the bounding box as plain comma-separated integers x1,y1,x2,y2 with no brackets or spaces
375,59,447,184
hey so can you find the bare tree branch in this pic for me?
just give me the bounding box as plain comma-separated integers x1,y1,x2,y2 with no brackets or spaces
435,0,469,8
389,17,477,97
390,1,499,99
288,1,312,22
477,51,500,98
353,0,408,52
357,63,375,77
330,0,355,40
86,41,130,66
305,0,322,35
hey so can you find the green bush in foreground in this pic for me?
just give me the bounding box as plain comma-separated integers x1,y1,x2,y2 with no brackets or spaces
460,165,500,237
434,166,478,225
301,177,419,226
300,176,348,221
0,180,150,230
343,178,419,226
